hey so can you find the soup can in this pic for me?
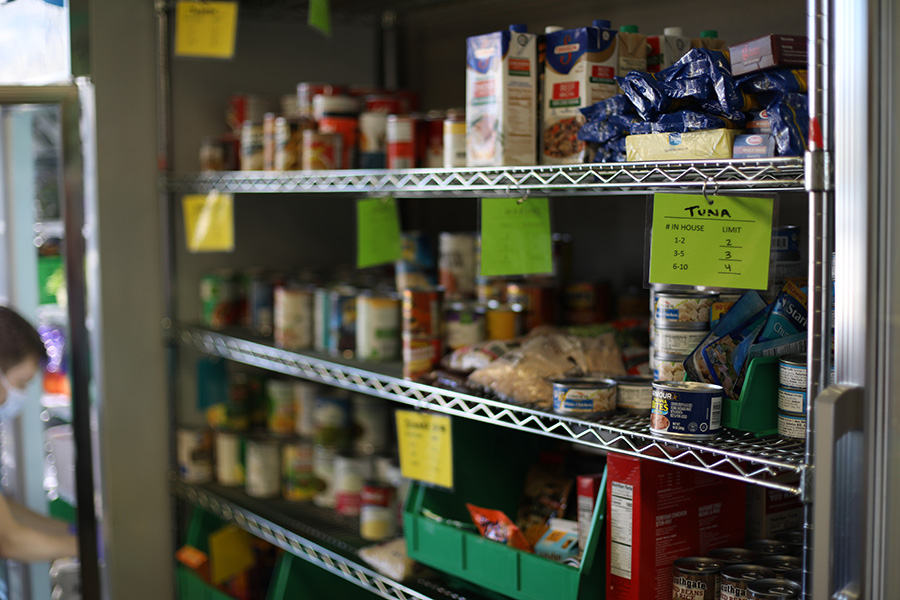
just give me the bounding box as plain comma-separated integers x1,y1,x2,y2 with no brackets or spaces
650,381,723,440
614,375,654,416
313,394,353,450
777,412,806,441
444,301,486,351
439,232,478,298
293,380,318,437
777,387,806,415
313,286,331,353
654,326,708,356
334,454,367,517
328,286,358,358
652,352,687,382
215,431,245,486
707,547,759,564
302,130,342,170
360,482,397,541
756,555,802,574
266,378,295,435
245,439,281,498
746,579,802,599
274,284,314,351
654,292,716,324
552,378,617,419
352,394,390,455
778,355,807,390
177,428,213,484
720,564,778,600
201,270,237,330
387,115,415,169
356,293,401,361
313,445,337,508
672,557,723,600
746,539,794,556
443,111,466,168
319,115,358,170
402,288,442,338
283,440,316,501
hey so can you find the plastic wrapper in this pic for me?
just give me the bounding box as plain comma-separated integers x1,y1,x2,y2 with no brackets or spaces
646,110,744,134
467,504,533,552
658,48,749,117
737,69,808,96
579,95,634,121
593,137,628,163
757,280,808,343
577,114,639,144
442,340,518,373
659,77,714,102
625,129,738,161
700,307,770,398
768,92,809,156
359,538,419,582
518,458,573,546
617,71,672,120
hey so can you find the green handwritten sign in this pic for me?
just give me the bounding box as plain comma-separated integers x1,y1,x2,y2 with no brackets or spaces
308,0,332,36
649,193,774,290
480,197,553,277
357,197,402,268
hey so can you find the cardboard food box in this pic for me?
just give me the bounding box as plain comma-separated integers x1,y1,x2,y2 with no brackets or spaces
607,453,746,600
733,134,776,158
466,26,539,167
647,27,692,74
745,473,803,539
626,129,739,161
729,34,808,77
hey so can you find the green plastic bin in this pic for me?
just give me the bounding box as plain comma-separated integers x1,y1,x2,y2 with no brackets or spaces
177,567,236,600
266,552,380,600
721,356,780,436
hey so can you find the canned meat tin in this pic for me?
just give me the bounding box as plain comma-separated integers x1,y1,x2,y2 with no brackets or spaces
777,387,806,415
756,555,802,573
654,326,708,356
651,381,723,440
708,547,760,564
614,374,654,416
745,539,793,556
653,353,687,382
672,557,723,600
746,579,802,599
720,564,777,600
552,378,617,419
778,354,807,389
654,292,716,324
777,412,806,441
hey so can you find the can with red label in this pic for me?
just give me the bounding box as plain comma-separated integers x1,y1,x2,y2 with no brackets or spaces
360,482,396,541
387,115,416,169
365,94,402,114
425,110,445,168
302,130,342,170
319,115,358,170
402,288,442,337
227,94,270,134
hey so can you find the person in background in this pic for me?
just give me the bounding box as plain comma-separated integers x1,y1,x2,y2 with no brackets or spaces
0,306,77,561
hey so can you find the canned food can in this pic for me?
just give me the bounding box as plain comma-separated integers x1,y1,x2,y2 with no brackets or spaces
756,555,802,574
672,557,723,600
334,455,366,517
425,110,445,168
654,326,708,356
402,288,442,338
283,440,316,501
313,394,353,449
552,378,617,419
444,302,486,351
777,387,806,415
708,547,760,564
319,115,358,170
352,394,390,455
360,482,397,541
262,112,276,171
506,282,557,331
296,82,338,118
247,273,275,336
266,379,295,435
650,381,723,440
215,431,245,486
777,412,806,441
778,355,807,390
356,294,401,361
443,113,466,168
614,375,654,416
746,578,802,599
245,439,281,498
274,285,314,351
439,233,478,298
312,94,360,121
359,112,388,169
654,292,716,324
746,539,794,556
293,380,318,437
387,115,416,169
485,304,523,340
313,445,337,508
216,372,250,431
781,569,804,585
328,286,357,358
275,116,312,171
201,270,237,330
720,564,778,600
302,130,342,170
240,121,264,170
364,93,403,114
313,287,331,353
402,335,442,380
652,353,687,382
177,429,213,484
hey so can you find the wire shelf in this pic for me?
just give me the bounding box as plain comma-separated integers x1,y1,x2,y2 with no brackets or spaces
174,325,807,495
165,158,806,196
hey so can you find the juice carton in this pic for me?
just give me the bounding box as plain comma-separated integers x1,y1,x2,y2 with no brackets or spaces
466,24,539,167
617,25,648,76
647,27,691,74
542,20,618,164
691,29,730,58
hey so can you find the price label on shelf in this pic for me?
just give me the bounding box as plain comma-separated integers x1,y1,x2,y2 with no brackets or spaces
480,196,553,277
174,1,239,59
649,193,774,290
357,197,402,268
182,192,234,253
396,411,453,489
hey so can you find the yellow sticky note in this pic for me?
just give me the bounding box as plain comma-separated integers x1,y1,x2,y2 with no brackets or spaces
182,192,235,253
208,525,255,585
174,1,239,59
396,411,453,489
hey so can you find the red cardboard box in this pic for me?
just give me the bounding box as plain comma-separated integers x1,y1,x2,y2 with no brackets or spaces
745,473,803,539
729,34,808,76
607,454,746,600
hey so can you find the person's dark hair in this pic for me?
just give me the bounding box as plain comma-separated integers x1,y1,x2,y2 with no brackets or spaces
0,307,47,372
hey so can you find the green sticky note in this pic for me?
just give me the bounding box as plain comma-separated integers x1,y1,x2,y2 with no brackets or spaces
649,193,774,290
308,0,332,36
357,197,402,268
480,197,553,277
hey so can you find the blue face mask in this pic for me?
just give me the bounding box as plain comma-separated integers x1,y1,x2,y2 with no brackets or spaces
0,369,28,421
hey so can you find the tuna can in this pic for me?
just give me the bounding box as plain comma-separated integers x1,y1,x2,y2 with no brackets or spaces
746,579,801,599
506,282,557,331
313,286,331,353
402,335,442,380
782,569,804,585
443,111,467,168
720,564,777,600
387,115,416,169
301,130,342,170
356,293,401,361
708,547,760,564
486,304,523,340
552,378,617,419
245,439,281,498
777,387,807,415
360,482,397,541
654,292,716,324
266,378,295,435
777,412,806,441
283,440,316,501
313,394,353,450
200,270,237,330
352,394,390,455
745,539,793,556
319,115,358,170
652,353,687,382
293,380,317,437
650,381,723,440
247,272,275,336
214,431,245,486
328,286,357,358
402,288,442,338
177,429,213,484
444,301,486,351
672,557,723,600
240,121,264,170
439,232,478,298
778,355,807,390
359,111,387,169
614,375,654,416
274,284,314,351
313,445,337,508
334,454,366,517
757,555,802,574
654,326,708,356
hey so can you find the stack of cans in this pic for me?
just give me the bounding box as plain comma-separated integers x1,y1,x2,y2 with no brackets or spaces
651,288,717,381
777,355,808,441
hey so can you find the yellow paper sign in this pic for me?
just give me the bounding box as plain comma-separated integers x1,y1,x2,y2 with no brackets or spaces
396,411,453,489
183,192,235,253
174,1,239,59
208,524,255,584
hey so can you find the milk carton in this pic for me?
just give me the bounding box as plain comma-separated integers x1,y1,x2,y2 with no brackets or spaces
647,27,691,74
542,20,618,164
466,25,539,167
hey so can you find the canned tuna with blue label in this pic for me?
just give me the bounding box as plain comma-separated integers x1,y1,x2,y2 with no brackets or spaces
653,292,716,324
552,378,617,419
777,387,806,414
777,412,806,441
650,381,722,440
